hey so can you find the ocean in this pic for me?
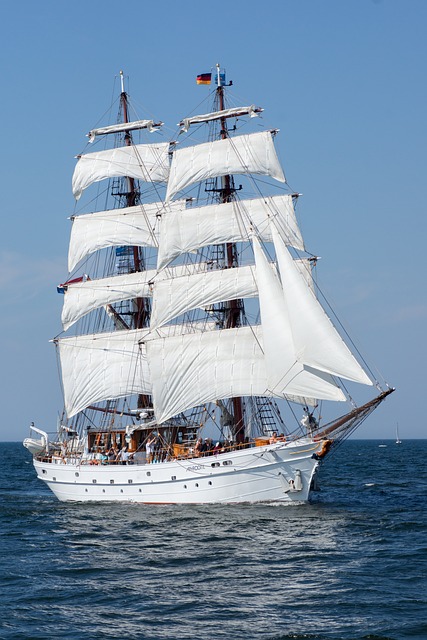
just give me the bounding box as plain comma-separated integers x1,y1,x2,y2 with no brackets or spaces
0,440,426,640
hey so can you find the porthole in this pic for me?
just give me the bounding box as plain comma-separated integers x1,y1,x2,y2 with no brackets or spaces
139,488,142,493
208,481,212,485
222,460,232,466
75,472,79,477
120,489,123,493
42,470,47,475
184,484,187,489
85,488,88,492
128,479,133,484
92,479,97,484
146,471,151,477
195,483,199,488
110,479,114,484
171,476,176,481
211,462,220,468
102,489,106,493
52,477,56,481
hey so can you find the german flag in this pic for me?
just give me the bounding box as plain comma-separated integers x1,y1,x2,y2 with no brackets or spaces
196,73,212,85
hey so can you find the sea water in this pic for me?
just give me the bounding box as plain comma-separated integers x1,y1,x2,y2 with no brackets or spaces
0,440,426,640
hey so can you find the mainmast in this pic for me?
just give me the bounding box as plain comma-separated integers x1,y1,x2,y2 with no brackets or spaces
119,71,151,410
215,64,244,443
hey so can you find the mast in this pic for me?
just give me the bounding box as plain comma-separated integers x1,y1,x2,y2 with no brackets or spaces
119,71,151,410
216,64,244,443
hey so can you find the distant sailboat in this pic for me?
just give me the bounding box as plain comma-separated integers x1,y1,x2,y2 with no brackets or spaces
395,423,402,444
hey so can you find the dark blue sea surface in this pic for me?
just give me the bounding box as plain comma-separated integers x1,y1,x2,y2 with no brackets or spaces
0,440,426,640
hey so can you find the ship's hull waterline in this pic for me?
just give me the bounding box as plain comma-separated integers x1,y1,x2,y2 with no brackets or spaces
33,440,322,504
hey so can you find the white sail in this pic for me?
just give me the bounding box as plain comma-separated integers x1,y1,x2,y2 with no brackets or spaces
252,235,346,402
58,323,218,418
72,142,171,201
61,270,157,331
150,263,261,330
179,106,262,131
57,329,151,418
68,200,186,272
62,263,206,331
295,258,316,293
146,324,345,425
157,195,302,269
166,131,285,201
271,226,373,386
146,326,267,424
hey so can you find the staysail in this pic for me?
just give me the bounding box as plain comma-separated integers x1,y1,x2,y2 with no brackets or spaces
271,226,373,386
252,235,346,400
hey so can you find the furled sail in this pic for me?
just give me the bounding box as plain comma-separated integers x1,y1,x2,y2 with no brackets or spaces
150,263,261,330
271,226,373,386
157,195,302,270
68,200,186,272
166,131,285,201
146,325,346,425
252,235,346,402
178,106,262,132
72,142,171,201
57,329,151,418
88,120,162,142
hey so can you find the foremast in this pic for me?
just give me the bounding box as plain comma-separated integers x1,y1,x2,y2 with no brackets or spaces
119,71,151,411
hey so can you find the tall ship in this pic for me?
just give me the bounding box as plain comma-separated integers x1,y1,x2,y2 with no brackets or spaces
24,67,394,503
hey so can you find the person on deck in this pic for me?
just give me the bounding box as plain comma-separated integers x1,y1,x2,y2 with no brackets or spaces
146,435,156,464
194,438,203,457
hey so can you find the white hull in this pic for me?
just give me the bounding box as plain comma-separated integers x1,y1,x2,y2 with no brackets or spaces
33,440,322,504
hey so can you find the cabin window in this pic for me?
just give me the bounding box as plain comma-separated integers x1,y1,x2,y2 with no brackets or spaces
128,479,133,484
42,469,47,474
146,471,151,477
110,479,114,484
171,476,176,481
211,462,220,468
92,479,97,484
223,460,232,466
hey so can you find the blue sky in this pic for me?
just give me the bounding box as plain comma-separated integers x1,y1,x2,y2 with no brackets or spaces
0,0,425,441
